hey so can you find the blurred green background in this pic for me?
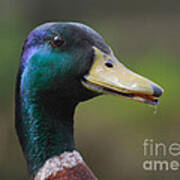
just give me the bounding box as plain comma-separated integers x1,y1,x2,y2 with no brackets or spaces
0,0,180,179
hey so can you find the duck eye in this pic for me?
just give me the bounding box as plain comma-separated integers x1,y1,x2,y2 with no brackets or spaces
52,35,65,47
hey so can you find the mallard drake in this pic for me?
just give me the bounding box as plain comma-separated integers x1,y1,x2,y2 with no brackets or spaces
15,22,163,180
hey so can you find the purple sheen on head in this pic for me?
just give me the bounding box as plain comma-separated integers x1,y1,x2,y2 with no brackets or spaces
20,23,58,67
21,46,39,68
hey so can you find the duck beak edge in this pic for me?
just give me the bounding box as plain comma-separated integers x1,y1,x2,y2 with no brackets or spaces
82,47,164,105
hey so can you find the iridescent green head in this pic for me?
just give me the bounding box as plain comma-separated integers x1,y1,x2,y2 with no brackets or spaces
19,22,163,105
16,22,163,177
19,22,111,103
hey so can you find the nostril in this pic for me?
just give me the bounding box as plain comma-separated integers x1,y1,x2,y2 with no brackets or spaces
105,60,114,68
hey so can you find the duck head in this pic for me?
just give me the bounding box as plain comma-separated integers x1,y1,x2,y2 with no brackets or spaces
20,22,163,105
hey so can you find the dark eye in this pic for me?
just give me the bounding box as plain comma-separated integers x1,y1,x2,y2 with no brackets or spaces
52,35,65,47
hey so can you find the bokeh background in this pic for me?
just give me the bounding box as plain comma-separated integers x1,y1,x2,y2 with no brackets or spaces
0,0,180,179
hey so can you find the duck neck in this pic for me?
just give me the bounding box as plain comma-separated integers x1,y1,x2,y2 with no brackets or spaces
15,85,77,177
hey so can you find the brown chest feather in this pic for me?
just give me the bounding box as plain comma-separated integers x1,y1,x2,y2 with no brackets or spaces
34,151,98,180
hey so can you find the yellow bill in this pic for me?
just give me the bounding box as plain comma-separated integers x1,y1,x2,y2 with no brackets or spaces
82,47,164,105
